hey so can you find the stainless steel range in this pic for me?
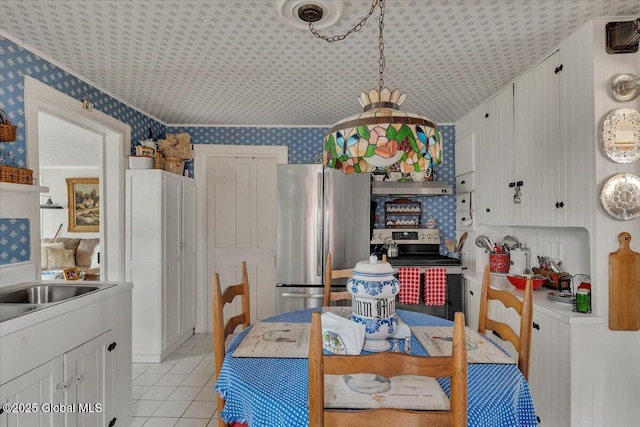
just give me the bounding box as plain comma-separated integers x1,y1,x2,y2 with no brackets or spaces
370,228,463,320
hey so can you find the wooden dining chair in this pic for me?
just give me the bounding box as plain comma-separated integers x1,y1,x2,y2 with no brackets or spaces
478,264,533,380
324,253,387,306
323,252,353,306
308,311,468,427
212,261,251,427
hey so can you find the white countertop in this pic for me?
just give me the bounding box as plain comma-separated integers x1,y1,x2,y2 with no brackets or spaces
0,280,134,337
463,270,602,325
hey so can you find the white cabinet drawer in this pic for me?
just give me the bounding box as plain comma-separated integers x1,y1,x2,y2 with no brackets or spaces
456,173,475,193
456,210,473,227
456,193,472,212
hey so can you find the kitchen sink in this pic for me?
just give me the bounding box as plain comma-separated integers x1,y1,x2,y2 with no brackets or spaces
0,283,117,323
0,284,101,304
0,304,38,322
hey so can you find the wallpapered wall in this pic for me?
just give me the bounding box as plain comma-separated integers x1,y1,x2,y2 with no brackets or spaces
0,35,457,265
169,125,458,255
0,36,165,265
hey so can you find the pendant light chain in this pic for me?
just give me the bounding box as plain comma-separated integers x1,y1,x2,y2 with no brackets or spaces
308,0,380,42
378,0,385,92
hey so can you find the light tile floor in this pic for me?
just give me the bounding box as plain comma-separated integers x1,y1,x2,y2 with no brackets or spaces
130,334,220,427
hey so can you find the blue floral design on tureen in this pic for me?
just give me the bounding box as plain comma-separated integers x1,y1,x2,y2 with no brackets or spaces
347,278,399,297
350,314,398,336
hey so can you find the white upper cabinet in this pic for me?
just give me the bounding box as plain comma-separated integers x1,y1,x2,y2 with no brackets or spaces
514,50,562,226
463,41,592,229
476,85,515,226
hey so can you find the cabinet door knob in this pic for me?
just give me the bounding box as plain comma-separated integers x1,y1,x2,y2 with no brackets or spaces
555,201,564,208
469,290,474,296
109,417,117,427
486,208,491,213
70,375,82,385
554,64,564,74
516,180,523,187
460,180,466,184
108,342,117,352
533,322,540,330
56,382,69,390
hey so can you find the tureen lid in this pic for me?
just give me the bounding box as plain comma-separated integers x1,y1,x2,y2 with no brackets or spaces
352,254,396,276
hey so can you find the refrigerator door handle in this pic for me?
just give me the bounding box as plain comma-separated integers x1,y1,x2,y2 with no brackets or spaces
281,293,324,299
316,172,323,277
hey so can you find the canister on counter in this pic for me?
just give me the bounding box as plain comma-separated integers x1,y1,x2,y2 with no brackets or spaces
575,289,591,313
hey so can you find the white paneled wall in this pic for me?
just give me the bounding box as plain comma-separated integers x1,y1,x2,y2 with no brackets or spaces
457,17,640,427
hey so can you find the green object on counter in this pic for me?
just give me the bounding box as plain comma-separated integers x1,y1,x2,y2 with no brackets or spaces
575,289,591,313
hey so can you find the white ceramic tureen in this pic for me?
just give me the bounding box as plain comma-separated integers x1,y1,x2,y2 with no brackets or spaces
347,254,400,352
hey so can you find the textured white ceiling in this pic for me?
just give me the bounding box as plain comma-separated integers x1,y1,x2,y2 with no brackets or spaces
1,1,638,126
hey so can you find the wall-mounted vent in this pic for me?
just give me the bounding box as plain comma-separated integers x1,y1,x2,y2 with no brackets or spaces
606,19,640,54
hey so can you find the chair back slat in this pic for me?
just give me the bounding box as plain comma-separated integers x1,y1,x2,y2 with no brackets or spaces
478,265,533,379
212,261,251,427
309,311,468,427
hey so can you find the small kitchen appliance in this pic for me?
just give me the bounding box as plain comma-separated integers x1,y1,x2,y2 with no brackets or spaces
509,244,530,275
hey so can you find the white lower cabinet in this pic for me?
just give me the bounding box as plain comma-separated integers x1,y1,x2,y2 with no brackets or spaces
0,359,62,426
0,286,132,427
463,278,481,331
464,276,575,426
528,311,570,427
0,332,112,427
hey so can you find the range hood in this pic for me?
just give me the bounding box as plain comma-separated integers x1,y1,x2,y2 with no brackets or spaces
371,180,453,196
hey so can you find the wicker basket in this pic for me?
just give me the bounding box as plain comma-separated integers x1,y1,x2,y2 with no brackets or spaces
0,165,33,185
0,108,17,142
0,120,17,142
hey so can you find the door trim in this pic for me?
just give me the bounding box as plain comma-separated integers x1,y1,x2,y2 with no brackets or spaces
24,76,131,281
193,144,288,332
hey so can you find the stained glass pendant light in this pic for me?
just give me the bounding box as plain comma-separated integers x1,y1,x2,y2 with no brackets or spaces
303,0,442,174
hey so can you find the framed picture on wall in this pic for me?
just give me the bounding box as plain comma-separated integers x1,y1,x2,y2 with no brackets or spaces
66,177,100,232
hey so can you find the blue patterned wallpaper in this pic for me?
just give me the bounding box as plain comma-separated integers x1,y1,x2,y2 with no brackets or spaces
170,125,458,255
0,218,30,265
1,36,165,265
0,35,457,263
0,36,166,168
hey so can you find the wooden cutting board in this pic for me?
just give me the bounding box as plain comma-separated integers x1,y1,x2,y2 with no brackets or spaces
609,232,640,331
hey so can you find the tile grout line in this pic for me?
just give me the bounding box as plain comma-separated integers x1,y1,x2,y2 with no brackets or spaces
131,334,218,426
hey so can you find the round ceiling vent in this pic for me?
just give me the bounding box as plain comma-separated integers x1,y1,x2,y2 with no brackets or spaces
278,0,344,30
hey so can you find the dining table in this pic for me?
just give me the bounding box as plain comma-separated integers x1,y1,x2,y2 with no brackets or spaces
215,308,538,427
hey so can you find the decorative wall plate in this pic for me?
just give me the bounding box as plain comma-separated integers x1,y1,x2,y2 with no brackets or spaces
602,108,640,164
600,173,640,221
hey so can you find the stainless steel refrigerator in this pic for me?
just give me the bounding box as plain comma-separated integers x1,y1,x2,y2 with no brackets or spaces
275,164,371,314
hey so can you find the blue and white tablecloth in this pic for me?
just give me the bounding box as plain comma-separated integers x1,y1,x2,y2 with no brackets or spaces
215,308,538,426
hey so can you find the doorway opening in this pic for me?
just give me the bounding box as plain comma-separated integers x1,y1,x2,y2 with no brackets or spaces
25,76,130,281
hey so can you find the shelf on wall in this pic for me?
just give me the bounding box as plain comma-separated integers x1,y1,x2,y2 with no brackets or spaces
0,182,49,193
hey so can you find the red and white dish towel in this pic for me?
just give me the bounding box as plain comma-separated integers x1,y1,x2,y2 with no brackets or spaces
424,268,447,306
397,267,421,304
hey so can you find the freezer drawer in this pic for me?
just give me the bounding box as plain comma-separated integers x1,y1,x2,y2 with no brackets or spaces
275,286,324,314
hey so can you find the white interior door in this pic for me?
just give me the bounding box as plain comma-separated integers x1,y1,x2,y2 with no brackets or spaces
198,146,287,331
